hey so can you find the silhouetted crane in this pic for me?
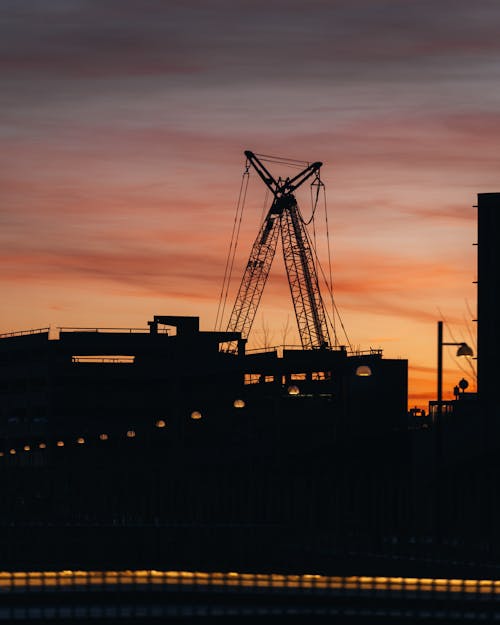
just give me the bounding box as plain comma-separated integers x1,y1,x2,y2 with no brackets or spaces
226,151,331,350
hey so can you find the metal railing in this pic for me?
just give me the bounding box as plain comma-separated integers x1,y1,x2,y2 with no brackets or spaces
58,327,167,334
245,344,383,357
0,328,49,339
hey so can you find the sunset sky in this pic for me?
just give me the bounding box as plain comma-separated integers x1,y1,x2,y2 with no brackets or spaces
2,0,499,408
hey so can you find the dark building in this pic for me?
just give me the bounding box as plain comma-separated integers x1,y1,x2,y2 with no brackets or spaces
0,316,242,444
0,314,408,571
0,315,407,454
477,193,500,438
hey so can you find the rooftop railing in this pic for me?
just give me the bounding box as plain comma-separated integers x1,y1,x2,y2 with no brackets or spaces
58,327,163,334
245,344,383,357
0,328,50,340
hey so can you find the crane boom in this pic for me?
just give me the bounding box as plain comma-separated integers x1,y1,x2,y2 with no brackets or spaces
226,151,331,350
226,204,281,340
281,199,330,349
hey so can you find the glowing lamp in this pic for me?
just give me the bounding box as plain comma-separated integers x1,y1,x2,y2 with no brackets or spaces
287,385,300,396
57,441,64,447
10,449,16,455
77,437,85,444
155,419,166,428
355,365,372,377
126,430,136,438
23,445,30,451
99,433,108,441
190,411,202,420
233,399,245,409
39,442,46,449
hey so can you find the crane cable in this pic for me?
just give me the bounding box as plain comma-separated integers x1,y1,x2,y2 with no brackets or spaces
322,182,338,347
304,175,352,350
214,161,250,332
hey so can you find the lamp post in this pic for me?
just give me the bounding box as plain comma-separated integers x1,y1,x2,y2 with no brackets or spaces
435,320,474,545
437,320,474,424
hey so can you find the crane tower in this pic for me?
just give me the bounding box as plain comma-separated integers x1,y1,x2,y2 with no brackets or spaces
227,150,331,350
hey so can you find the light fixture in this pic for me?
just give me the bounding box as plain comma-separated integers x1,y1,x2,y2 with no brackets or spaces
456,343,474,357
9,449,16,455
355,365,372,377
437,320,475,426
39,442,46,449
23,445,30,452
99,433,108,441
287,385,300,396
233,399,245,409
126,430,136,438
190,411,202,420
57,441,64,447
155,419,166,428
77,437,85,444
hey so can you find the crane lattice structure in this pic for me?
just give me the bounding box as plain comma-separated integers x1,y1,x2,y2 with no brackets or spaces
226,150,331,351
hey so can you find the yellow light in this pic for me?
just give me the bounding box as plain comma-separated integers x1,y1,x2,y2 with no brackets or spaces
9,449,16,455
57,441,64,447
126,430,136,438
287,385,300,396
99,433,108,441
0,452,4,457
233,399,245,409
155,419,166,428
355,365,372,377
190,411,202,420
77,437,85,444
39,442,46,449
24,445,30,451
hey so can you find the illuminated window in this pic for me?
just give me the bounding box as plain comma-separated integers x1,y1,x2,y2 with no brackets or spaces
291,373,307,381
72,355,135,364
77,437,85,444
233,399,245,409
312,371,330,381
99,433,108,441
190,411,202,420
264,375,274,383
126,430,136,438
155,419,166,428
244,373,260,385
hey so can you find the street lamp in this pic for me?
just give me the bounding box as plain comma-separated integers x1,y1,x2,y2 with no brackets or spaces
435,320,474,545
437,320,474,421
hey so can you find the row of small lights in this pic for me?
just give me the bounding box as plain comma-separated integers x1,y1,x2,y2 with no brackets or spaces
0,401,251,459
0,386,346,457
1,381,355,458
2,381,354,459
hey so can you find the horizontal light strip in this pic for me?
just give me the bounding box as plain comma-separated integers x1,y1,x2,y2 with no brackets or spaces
0,570,498,594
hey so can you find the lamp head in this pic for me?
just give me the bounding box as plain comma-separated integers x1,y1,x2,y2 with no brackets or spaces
456,343,473,357
355,365,372,377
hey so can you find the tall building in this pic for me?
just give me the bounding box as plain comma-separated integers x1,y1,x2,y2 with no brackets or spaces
477,193,500,439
